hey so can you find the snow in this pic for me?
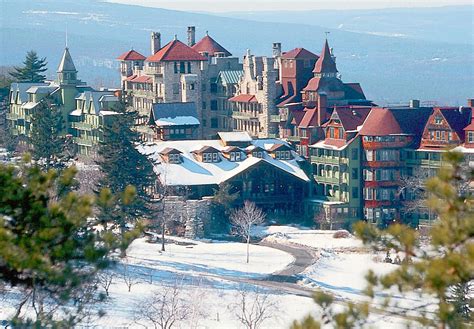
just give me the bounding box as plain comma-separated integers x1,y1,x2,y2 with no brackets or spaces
138,139,309,186
154,116,200,126
69,109,82,116
126,237,294,279
254,225,363,249
218,131,252,143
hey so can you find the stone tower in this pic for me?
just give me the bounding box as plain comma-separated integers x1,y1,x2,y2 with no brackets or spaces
187,26,196,47
151,32,161,54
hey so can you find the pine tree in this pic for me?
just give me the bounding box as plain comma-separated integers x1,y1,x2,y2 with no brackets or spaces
291,151,474,328
29,96,69,169
10,51,48,83
0,159,140,326
96,101,155,232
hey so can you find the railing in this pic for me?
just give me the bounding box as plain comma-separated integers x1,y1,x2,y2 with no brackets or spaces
144,66,163,76
314,175,339,184
71,122,94,131
231,111,258,120
270,115,281,123
311,155,339,164
6,112,21,120
74,137,94,147
132,89,156,98
286,136,300,142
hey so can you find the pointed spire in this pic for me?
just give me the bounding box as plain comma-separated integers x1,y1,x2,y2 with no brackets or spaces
313,39,338,75
57,47,77,73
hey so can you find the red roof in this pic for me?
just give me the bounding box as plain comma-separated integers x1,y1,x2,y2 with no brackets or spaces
359,108,403,136
125,74,137,81
290,110,306,126
282,48,319,60
117,50,146,61
299,108,318,128
333,107,372,131
147,39,206,62
313,39,338,74
228,94,258,103
322,138,348,149
192,34,232,57
129,75,152,83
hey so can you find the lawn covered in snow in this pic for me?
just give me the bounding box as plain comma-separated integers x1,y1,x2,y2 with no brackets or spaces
126,237,294,279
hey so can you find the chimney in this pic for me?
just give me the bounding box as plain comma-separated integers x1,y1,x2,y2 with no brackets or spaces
187,26,196,47
317,92,328,126
272,42,281,58
409,99,420,108
151,32,161,55
468,99,474,108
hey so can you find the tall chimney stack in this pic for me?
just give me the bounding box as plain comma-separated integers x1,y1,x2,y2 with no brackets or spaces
272,42,282,58
317,92,328,126
151,32,161,55
409,99,420,108
187,26,196,47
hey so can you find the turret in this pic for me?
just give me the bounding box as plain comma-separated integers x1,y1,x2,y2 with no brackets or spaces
57,47,78,85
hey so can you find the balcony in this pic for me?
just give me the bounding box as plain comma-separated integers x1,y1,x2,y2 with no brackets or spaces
74,137,94,147
420,159,443,168
311,155,339,164
132,89,156,98
232,111,258,120
6,112,21,121
270,115,281,123
71,122,94,131
314,175,339,185
144,66,163,76
286,135,300,142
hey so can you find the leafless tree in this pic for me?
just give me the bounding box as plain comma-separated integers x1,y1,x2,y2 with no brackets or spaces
314,208,330,230
134,277,192,329
229,286,279,329
398,168,432,218
230,201,266,263
122,261,140,292
96,269,115,297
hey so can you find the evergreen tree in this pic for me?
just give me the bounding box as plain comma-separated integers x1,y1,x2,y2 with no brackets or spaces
0,159,140,326
291,151,474,328
208,182,239,234
10,51,48,83
29,96,70,169
96,101,155,232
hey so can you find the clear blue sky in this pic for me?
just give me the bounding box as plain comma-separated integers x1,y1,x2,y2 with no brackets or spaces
106,0,471,12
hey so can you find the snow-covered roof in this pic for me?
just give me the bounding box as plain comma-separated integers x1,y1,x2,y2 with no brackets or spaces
138,139,309,186
100,110,119,116
218,131,252,143
155,116,200,126
149,102,199,127
70,109,82,116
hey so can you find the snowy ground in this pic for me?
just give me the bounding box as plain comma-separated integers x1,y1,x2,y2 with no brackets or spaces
0,229,428,328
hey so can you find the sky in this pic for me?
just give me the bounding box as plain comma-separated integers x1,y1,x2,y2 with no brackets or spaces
105,0,472,12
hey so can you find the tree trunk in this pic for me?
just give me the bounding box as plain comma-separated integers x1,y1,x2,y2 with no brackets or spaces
161,220,165,252
246,235,250,264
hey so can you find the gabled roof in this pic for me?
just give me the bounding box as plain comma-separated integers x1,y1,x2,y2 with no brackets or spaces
290,109,306,126
147,39,206,62
192,34,232,57
194,146,221,154
331,107,372,131
223,146,242,153
303,76,345,92
228,94,258,103
313,40,337,74
268,143,292,152
149,102,200,127
438,107,471,140
117,49,146,61
160,147,182,155
129,75,152,83
359,108,403,136
299,108,318,128
57,47,77,73
344,83,366,100
218,131,253,143
282,48,319,60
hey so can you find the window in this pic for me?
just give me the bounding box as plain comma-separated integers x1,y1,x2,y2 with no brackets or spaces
179,62,186,73
434,115,443,124
202,101,207,109
364,169,373,181
172,83,179,94
211,118,218,128
468,132,474,143
351,149,358,160
352,187,359,199
211,100,218,111
364,188,373,200
304,59,311,68
351,168,358,179
338,128,344,139
329,127,335,138
448,132,453,141
212,153,218,162
252,151,263,158
210,83,217,93
174,62,178,74
436,130,440,140
169,153,181,164
189,83,195,90
187,62,191,73
365,150,373,161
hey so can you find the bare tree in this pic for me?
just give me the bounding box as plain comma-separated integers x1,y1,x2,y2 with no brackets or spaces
229,286,279,329
122,261,140,292
96,269,115,297
230,201,266,263
134,277,192,329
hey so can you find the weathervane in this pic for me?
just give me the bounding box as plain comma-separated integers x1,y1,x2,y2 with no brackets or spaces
325,31,330,39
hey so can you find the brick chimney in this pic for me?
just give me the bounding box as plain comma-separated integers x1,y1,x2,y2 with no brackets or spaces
187,26,196,47
151,32,161,54
468,99,474,108
317,92,328,126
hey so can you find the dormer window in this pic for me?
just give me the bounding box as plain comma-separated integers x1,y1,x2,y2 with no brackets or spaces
203,152,219,163
252,151,263,158
169,153,181,164
435,115,443,125
468,132,474,143
275,150,291,160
